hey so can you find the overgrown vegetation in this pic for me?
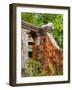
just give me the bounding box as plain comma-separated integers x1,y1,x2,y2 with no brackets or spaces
23,58,63,77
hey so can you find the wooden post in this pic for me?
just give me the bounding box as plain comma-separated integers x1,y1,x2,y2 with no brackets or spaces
32,37,37,60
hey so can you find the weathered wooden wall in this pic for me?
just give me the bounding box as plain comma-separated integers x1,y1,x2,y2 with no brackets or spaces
21,29,28,69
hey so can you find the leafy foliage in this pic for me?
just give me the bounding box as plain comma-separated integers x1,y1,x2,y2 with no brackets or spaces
24,58,50,76
23,58,63,77
24,58,41,76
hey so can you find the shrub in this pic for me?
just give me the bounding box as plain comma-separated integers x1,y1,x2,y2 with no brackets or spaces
24,58,41,76
23,58,63,77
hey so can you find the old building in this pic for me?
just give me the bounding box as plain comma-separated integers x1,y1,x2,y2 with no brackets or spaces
21,20,63,75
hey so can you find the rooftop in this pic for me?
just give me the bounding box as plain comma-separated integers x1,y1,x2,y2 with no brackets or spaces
21,20,53,33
